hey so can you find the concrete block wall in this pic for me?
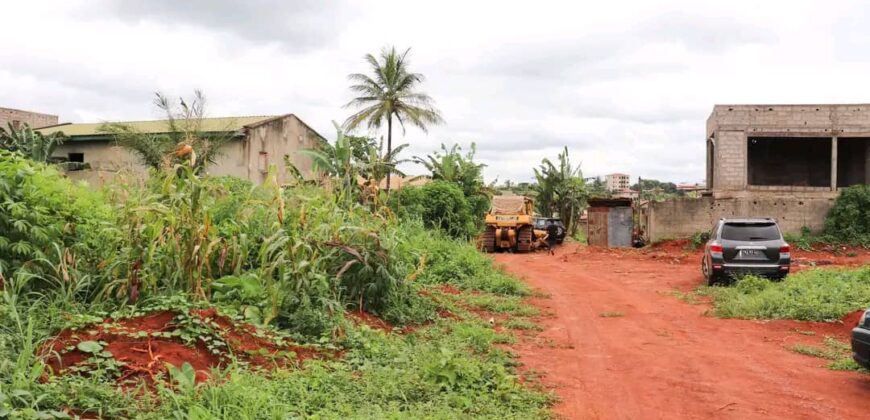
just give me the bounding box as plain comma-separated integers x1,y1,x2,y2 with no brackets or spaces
713,131,746,190
0,107,58,129
647,195,836,242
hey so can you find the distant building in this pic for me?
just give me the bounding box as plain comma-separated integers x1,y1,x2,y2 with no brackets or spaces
605,173,631,192
0,107,58,129
37,114,325,186
612,188,638,199
676,182,706,193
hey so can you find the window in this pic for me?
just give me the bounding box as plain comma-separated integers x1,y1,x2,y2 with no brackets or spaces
68,153,84,163
721,223,781,241
258,152,269,173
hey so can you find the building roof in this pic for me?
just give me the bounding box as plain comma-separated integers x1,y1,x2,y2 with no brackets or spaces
606,173,629,177
37,115,278,138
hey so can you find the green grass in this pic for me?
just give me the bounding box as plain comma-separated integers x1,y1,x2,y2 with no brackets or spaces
788,337,866,373
504,319,544,331
460,294,540,317
702,266,870,321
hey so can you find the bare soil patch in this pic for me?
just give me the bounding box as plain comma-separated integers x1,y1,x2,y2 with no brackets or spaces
496,244,870,419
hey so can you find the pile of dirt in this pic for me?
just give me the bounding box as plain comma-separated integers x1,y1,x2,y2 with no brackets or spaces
840,309,865,333
40,308,322,387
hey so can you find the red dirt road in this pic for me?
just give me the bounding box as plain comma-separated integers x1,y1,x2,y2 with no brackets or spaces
495,245,870,419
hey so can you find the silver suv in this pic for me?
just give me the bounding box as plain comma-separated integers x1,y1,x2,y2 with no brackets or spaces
700,218,791,285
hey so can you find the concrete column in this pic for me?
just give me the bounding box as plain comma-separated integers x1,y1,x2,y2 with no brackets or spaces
831,136,838,190
865,140,870,183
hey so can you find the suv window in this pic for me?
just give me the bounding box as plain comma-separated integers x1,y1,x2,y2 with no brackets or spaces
721,222,781,241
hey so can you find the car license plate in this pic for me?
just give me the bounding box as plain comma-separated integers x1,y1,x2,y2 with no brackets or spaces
496,216,517,221
739,249,763,257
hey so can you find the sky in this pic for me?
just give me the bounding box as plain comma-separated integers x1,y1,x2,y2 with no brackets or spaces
3,0,870,184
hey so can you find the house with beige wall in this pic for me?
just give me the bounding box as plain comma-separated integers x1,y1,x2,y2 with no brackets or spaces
37,114,325,185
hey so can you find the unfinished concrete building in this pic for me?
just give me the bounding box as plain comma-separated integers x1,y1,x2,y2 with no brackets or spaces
644,104,869,242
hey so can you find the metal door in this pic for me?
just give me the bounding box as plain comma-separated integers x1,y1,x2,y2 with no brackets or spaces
587,208,609,246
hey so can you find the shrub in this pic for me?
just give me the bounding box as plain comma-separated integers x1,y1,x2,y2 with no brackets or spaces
705,266,870,321
398,226,528,295
825,185,870,246
389,181,478,240
0,151,118,294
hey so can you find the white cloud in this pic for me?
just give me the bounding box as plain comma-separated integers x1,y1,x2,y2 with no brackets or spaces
2,0,869,184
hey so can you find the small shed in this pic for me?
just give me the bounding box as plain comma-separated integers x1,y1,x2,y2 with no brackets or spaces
587,198,633,247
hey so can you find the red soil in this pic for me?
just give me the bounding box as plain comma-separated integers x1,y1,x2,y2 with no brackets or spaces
41,308,320,387
345,310,395,332
496,244,870,419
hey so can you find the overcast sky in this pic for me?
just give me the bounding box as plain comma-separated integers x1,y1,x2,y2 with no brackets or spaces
3,0,870,184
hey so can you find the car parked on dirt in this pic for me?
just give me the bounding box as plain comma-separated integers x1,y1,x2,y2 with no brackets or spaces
852,309,870,370
533,217,566,244
700,217,791,285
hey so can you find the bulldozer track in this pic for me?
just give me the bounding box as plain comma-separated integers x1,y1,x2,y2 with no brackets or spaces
517,226,533,252
482,227,496,252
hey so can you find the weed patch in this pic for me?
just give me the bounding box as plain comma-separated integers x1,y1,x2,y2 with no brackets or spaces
703,267,870,321
788,337,866,373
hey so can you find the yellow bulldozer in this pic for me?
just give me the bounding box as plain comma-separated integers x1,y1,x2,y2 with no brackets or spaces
481,195,545,253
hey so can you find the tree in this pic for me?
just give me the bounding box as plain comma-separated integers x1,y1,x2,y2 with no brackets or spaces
414,143,491,221
98,91,233,174
300,122,360,204
343,46,444,193
533,147,587,235
356,137,410,189
0,122,66,163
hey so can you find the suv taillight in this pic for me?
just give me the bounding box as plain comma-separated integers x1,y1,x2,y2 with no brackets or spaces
779,244,790,253
710,243,723,254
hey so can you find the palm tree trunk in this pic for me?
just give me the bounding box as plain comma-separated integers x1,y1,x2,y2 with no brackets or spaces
385,114,393,194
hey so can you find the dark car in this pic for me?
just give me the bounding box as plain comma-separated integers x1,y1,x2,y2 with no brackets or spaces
700,218,791,285
852,309,870,369
533,217,566,244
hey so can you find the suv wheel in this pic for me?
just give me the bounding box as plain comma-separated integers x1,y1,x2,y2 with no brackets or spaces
702,257,718,286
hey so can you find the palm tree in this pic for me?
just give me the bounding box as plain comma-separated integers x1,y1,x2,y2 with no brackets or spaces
343,46,444,193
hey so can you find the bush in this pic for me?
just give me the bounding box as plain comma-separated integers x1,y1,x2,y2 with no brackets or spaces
705,266,870,321
0,151,118,293
825,185,870,246
389,181,478,240
398,226,529,295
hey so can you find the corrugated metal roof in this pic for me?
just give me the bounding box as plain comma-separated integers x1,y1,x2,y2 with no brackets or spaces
37,115,278,137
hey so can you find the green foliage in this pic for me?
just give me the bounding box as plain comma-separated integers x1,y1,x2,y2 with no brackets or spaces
398,227,529,295
789,337,866,373
0,123,66,163
390,181,478,240
533,147,587,236
414,143,492,225
0,131,552,417
704,266,870,321
630,179,685,201
824,185,870,246
0,151,117,291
